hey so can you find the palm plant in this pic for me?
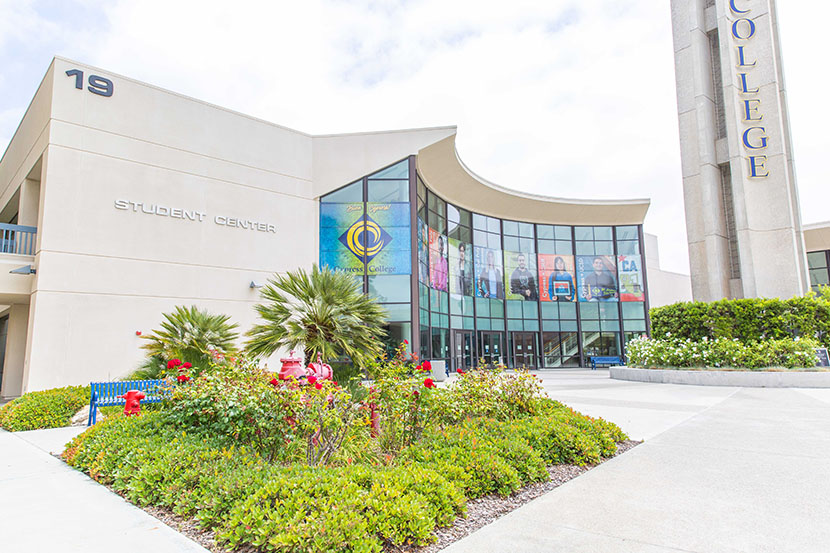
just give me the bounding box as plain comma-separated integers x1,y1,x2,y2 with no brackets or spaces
136,305,239,377
246,265,387,368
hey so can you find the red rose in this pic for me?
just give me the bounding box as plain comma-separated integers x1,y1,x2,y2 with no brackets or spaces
307,375,317,384
403,339,409,345
269,378,279,386
183,362,192,369
413,390,420,397
167,360,175,369
415,364,422,372
424,378,435,389
314,382,323,391
422,360,432,372
177,374,190,383
457,368,465,375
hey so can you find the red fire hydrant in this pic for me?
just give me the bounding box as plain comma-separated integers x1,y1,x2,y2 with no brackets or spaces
307,353,333,380
118,389,145,417
278,350,308,380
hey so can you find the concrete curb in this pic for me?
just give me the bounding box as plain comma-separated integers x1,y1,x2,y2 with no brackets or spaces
610,366,830,388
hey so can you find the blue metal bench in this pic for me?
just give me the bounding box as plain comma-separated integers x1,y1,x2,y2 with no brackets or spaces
87,379,169,425
590,356,623,370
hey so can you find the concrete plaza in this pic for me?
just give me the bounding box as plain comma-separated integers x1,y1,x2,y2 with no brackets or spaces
444,370,830,552
2,370,829,552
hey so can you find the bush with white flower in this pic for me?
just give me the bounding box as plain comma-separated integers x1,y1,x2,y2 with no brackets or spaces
626,335,819,370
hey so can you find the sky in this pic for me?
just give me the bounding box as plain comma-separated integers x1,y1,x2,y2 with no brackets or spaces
0,0,826,275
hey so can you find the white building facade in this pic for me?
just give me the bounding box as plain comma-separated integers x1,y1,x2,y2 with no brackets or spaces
0,58,657,396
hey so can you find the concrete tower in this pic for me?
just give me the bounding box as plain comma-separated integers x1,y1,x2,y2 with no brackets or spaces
671,0,808,301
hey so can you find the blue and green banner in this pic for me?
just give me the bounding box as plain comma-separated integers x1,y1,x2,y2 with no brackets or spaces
319,202,411,275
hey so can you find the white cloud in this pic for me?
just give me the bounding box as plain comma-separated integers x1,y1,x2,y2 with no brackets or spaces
1,0,826,276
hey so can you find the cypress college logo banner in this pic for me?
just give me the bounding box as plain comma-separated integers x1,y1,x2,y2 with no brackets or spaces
319,203,411,275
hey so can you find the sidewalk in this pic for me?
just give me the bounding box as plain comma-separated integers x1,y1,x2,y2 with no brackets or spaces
442,377,830,553
0,426,209,553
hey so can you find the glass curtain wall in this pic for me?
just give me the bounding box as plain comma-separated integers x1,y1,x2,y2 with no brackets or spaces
320,163,649,369
320,159,413,357
416,179,649,369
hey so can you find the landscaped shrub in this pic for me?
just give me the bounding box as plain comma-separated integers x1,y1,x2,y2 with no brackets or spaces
435,367,548,423
650,293,830,347
63,414,466,552
61,335,631,553
0,385,89,431
63,400,627,553
626,335,820,369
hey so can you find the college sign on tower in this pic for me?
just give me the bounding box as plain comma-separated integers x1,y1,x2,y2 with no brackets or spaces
729,0,769,178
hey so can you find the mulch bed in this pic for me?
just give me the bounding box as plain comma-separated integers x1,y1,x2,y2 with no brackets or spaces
122,440,641,553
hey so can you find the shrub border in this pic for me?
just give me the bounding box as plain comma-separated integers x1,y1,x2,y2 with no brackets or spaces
610,366,830,388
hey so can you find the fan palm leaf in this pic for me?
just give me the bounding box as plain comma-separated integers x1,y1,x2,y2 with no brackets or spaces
246,264,387,367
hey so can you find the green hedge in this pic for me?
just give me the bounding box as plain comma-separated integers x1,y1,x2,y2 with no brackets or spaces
64,406,626,552
0,386,89,431
650,295,830,347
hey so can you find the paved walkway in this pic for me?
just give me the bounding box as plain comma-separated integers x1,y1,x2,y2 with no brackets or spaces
443,370,830,552
0,426,208,552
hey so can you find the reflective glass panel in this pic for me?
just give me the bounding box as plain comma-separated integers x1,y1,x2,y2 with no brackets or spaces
367,180,408,202
808,251,828,269
615,226,639,240
537,225,554,239
368,275,411,303
369,159,409,179
594,227,613,240
382,303,411,321
321,181,362,203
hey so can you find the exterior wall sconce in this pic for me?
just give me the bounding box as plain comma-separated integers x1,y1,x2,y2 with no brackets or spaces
9,265,36,274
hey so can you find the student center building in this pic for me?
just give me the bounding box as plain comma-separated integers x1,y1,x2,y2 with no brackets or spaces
0,58,658,396
6,6,829,397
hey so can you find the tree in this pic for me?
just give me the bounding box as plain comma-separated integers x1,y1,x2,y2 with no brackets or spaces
134,305,239,378
246,265,387,367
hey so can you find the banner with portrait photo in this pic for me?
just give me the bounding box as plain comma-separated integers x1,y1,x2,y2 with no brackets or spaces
504,251,538,301
428,228,448,291
448,238,473,296
617,254,645,301
417,218,429,284
538,254,576,302
576,255,618,302
474,246,504,299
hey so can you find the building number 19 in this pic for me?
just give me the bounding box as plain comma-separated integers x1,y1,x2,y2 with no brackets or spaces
65,69,113,97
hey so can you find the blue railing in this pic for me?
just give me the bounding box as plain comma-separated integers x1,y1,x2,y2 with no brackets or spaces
0,223,37,256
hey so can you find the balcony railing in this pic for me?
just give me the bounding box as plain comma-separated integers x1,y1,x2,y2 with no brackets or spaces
0,223,37,256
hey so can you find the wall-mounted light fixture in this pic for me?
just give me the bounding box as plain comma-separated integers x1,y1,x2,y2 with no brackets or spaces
9,265,36,275
250,281,263,289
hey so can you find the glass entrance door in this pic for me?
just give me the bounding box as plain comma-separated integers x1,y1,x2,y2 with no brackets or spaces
511,332,538,369
452,330,474,372
478,331,504,368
